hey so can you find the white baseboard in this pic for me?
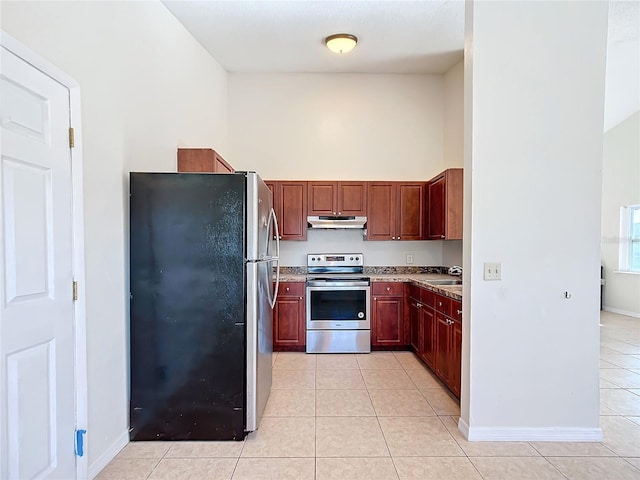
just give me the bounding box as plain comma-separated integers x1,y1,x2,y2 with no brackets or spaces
603,306,640,319
88,431,129,479
458,418,602,442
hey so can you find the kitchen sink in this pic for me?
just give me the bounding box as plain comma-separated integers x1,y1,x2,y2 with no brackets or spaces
427,279,462,285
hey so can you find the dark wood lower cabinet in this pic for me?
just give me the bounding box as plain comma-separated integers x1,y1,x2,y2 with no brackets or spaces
408,284,462,398
372,282,408,348
451,318,462,397
409,297,423,353
273,282,305,351
434,312,452,385
422,306,436,369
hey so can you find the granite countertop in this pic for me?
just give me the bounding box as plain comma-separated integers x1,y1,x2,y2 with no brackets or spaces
368,273,462,301
276,272,462,300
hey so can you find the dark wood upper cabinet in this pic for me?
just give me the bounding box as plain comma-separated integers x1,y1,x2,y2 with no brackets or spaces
427,168,463,240
337,182,367,216
366,182,396,240
308,181,367,216
308,182,336,215
367,182,425,241
397,183,426,240
266,181,307,241
177,148,234,173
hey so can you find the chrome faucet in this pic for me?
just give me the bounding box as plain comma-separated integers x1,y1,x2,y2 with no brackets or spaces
448,265,463,277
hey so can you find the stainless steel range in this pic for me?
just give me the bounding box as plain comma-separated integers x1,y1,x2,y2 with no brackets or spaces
306,253,371,353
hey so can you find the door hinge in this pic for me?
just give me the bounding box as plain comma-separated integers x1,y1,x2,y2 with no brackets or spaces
69,127,75,148
72,281,78,301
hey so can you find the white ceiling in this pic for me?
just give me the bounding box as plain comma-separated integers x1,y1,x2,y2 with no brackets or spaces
163,0,639,130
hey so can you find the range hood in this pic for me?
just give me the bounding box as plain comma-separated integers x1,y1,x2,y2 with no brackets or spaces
307,215,367,229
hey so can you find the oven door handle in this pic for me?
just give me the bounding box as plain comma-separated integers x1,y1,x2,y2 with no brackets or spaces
306,281,370,288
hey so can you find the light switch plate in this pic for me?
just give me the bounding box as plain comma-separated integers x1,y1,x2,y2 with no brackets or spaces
406,254,414,264
484,262,501,280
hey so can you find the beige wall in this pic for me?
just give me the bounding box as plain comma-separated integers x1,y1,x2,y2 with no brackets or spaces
462,0,607,438
444,60,464,169
229,73,445,180
601,111,640,317
442,60,464,267
228,73,452,266
1,1,229,473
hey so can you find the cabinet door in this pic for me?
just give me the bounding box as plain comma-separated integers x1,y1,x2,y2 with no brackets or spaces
308,182,336,215
372,296,404,346
273,285,305,350
397,183,425,240
427,174,445,239
338,182,367,216
434,312,451,384
451,319,462,398
422,306,436,369
279,182,307,240
409,298,423,353
367,182,396,240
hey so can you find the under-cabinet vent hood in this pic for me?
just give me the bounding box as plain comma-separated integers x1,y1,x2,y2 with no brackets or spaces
307,216,367,229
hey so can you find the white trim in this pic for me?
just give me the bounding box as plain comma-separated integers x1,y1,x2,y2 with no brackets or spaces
458,417,470,439
603,306,640,319
87,431,129,480
1,31,88,479
462,424,603,442
612,270,640,275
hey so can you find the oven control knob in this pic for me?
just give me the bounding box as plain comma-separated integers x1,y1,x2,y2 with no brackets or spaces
358,312,365,319
350,257,354,260
311,257,316,261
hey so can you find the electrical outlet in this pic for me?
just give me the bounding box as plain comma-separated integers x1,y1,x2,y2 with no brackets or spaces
484,262,501,280
406,254,414,264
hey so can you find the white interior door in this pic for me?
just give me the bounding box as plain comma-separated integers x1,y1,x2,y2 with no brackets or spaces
0,46,76,479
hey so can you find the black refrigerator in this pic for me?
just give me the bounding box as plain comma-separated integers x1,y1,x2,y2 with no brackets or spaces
129,172,280,440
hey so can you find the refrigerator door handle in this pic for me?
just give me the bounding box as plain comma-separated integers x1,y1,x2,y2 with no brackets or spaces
266,208,280,309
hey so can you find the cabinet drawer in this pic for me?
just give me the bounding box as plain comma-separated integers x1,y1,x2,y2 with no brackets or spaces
279,282,305,297
451,300,462,321
409,284,421,301
421,288,435,308
434,294,451,315
372,282,404,296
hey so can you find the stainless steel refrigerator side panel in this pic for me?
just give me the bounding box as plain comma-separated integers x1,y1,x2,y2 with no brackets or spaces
246,172,273,262
245,172,274,433
245,260,273,432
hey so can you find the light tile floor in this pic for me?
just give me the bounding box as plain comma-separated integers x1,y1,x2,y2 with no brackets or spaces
98,311,640,479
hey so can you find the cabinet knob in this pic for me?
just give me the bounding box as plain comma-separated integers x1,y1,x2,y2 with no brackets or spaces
338,211,342,215
438,301,442,306
441,235,445,239
392,236,396,240
397,236,401,240
416,303,422,308
457,309,462,315
374,297,377,301
300,296,303,300
285,287,290,292
279,236,283,239
333,211,336,215
386,287,391,291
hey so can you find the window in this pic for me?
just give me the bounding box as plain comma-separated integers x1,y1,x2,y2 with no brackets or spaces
619,204,640,272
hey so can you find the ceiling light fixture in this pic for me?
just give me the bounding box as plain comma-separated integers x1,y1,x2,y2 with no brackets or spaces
325,33,358,54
